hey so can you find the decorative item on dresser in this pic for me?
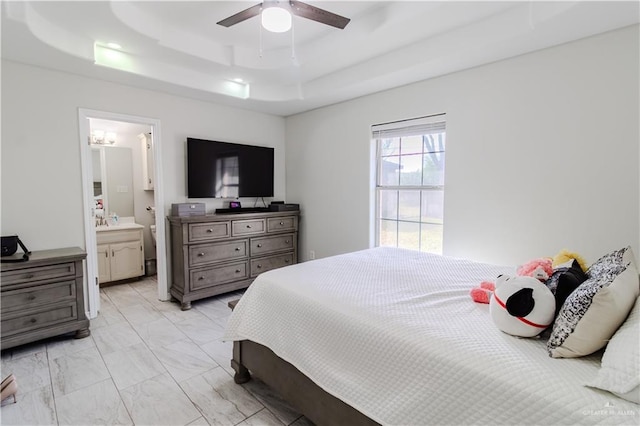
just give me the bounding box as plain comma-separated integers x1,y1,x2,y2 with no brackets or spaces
169,210,299,310
1,247,90,350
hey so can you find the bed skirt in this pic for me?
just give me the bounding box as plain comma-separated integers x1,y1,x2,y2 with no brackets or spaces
232,340,378,426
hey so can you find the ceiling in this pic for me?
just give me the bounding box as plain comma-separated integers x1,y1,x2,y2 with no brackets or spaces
2,1,638,116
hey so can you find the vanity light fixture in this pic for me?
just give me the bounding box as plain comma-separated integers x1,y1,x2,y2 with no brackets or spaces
106,42,122,49
105,132,117,144
91,129,105,144
91,129,117,145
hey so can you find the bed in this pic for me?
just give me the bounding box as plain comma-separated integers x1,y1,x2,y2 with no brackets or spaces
224,247,639,425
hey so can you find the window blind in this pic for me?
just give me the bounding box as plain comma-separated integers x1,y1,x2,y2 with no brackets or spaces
371,113,446,139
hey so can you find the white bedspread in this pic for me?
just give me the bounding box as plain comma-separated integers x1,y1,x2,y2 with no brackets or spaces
224,247,639,425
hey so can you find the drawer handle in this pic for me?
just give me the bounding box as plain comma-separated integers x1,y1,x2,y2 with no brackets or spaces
235,269,241,274
285,240,290,244
256,244,262,248
198,276,205,280
30,318,37,323
25,274,35,279
235,247,241,252
257,264,262,269
279,221,285,225
285,259,290,263
198,252,205,257
206,228,213,233
27,294,36,301
246,225,252,229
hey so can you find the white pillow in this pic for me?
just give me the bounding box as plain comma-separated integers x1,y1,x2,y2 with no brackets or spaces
587,295,640,404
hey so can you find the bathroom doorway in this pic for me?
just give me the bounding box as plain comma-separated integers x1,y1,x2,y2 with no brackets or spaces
78,109,168,318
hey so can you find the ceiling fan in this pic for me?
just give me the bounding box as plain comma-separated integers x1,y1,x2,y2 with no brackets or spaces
217,0,351,32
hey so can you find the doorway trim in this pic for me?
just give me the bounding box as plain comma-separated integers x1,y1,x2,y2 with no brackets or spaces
78,108,169,318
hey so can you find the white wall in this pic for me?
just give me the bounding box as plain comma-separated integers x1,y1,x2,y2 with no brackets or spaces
2,25,638,270
1,61,286,255
285,25,640,266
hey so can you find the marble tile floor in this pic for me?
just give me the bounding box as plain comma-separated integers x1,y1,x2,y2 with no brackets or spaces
0,276,313,426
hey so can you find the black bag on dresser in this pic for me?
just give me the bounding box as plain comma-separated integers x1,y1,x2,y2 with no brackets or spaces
1,235,31,262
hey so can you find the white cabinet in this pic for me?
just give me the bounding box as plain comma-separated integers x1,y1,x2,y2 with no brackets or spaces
97,243,111,283
96,228,144,284
139,132,154,191
110,241,144,281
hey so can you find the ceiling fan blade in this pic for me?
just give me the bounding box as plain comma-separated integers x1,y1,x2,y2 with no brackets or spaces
217,3,263,27
289,0,350,29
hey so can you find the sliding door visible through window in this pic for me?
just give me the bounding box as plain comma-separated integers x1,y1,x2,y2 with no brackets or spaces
373,114,446,254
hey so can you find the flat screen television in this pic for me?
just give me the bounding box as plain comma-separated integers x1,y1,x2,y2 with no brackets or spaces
187,138,274,199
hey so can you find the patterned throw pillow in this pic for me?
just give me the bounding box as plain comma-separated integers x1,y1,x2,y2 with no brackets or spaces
586,246,633,279
547,246,639,358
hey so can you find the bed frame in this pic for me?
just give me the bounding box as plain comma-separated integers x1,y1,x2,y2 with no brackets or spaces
232,340,379,426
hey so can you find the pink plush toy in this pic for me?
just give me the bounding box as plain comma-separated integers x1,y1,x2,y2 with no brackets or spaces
470,281,496,304
516,258,553,282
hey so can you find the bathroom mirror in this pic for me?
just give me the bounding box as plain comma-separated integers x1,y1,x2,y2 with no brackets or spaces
92,146,134,217
92,149,103,198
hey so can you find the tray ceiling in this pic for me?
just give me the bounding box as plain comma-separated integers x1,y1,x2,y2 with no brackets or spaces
2,1,638,116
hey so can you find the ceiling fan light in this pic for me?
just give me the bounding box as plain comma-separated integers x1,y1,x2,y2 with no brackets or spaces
261,7,292,33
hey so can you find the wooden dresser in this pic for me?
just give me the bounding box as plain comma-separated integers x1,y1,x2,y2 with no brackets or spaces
1,247,90,350
169,210,299,310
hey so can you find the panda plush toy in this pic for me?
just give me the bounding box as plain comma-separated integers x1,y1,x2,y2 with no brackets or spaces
489,275,556,338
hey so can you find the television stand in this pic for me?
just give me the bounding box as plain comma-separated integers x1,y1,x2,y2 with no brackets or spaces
215,207,271,214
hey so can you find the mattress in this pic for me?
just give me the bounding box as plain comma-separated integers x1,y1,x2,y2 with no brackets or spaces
224,247,639,425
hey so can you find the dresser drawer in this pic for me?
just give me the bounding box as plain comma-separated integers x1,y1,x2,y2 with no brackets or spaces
1,263,75,287
189,240,248,267
267,216,297,233
251,253,294,277
190,262,249,291
1,280,76,313
1,302,77,337
188,222,231,242
232,219,266,236
251,234,295,256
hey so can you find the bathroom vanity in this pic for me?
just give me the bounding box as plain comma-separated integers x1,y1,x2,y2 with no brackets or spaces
96,222,145,284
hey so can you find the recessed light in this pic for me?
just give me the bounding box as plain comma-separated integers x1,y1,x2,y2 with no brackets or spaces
233,78,244,83
106,42,122,49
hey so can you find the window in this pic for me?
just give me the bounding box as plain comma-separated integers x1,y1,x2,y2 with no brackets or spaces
373,114,446,254
215,155,239,198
